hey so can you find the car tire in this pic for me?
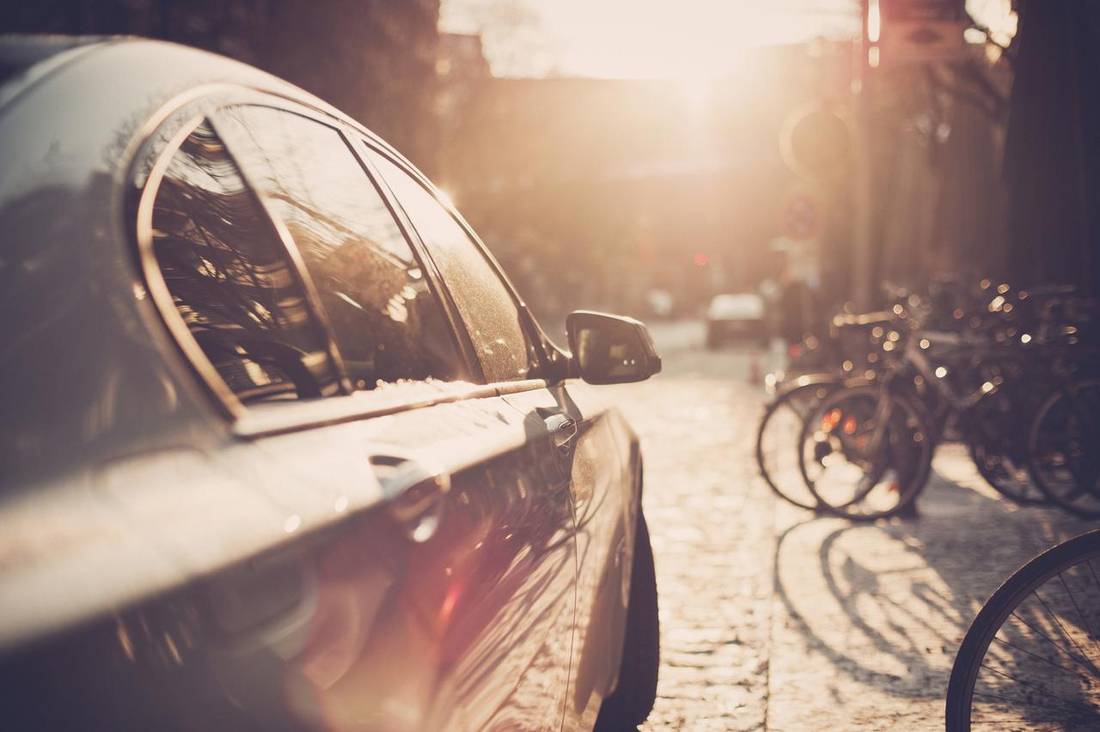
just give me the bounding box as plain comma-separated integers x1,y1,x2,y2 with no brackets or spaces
595,511,659,731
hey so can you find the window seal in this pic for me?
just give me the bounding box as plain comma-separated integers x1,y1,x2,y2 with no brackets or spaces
132,112,248,421
130,86,540,432
134,107,351,421
359,143,557,380
211,101,481,386
341,134,487,383
208,110,354,396
233,378,552,439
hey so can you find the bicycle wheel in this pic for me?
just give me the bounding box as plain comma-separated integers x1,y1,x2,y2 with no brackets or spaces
1028,380,1100,518
798,384,934,520
756,375,844,510
970,440,1048,505
946,529,1100,731
966,385,1049,505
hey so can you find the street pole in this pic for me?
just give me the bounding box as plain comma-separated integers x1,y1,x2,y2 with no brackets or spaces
852,0,874,310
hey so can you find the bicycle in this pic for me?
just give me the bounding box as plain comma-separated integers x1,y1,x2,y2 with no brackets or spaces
757,373,859,510
757,311,898,510
1028,372,1100,517
759,280,1097,519
798,328,1049,519
946,529,1100,730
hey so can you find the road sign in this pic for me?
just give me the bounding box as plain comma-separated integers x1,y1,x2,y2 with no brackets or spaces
878,0,969,65
881,0,965,22
780,104,851,183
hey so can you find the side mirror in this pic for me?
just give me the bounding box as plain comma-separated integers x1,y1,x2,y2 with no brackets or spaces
566,310,662,385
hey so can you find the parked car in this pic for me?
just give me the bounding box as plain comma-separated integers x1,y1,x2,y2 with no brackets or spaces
0,37,661,732
705,292,768,348
644,288,675,319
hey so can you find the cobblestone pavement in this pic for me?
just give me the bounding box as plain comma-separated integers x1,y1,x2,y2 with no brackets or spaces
603,321,1091,731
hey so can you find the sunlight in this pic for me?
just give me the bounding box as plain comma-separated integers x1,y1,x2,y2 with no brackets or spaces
436,187,458,209
676,75,715,117
442,0,859,79
867,0,881,44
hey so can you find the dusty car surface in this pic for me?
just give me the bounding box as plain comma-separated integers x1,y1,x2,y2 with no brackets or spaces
0,37,661,732
705,292,768,348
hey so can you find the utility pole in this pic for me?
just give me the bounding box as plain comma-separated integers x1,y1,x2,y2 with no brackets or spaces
851,0,875,310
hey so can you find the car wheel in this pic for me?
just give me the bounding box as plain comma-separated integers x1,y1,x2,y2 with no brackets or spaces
595,511,659,731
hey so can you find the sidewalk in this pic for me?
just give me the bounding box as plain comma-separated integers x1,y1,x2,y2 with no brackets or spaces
612,323,1092,731
767,445,1092,730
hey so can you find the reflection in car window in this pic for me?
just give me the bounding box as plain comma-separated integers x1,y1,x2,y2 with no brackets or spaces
219,107,465,390
150,121,340,402
367,150,538,383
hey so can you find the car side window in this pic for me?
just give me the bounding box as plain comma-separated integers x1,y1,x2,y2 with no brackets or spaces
366,149,540,383
217,106,466,390
149,120,341,402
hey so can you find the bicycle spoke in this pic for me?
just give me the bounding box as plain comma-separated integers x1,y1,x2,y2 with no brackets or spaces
993,628,1093,679
1058,571,1100,661
1086,560,1100,602
1007,607,1096,676
952,533,1100,731
1033,589,1100,675
972,688,1097,719
978,662,1099,711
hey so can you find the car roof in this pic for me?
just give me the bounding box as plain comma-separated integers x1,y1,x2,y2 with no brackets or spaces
0,35,413,192
0,34,103,87
708,292,765,318
0,36,494,653
0,36,418,491
710,293,763,306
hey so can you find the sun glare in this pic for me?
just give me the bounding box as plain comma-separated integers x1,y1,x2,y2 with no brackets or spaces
867,0,881,44
442,0,860,79
677,76,714,115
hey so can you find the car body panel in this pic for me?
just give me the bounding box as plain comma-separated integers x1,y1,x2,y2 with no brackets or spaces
0,37,651,731
502,383,640,731
4,391,582,731
0,38,436,488
0,40,279,489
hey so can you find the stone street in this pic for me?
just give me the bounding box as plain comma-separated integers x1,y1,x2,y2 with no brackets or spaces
604,321,1091,731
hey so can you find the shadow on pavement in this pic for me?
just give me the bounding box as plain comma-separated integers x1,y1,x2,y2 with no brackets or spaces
772,462,1092,707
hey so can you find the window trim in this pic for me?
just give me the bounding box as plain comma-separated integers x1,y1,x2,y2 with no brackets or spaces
207,111,354,396
133,108,351,417
340,135,487,383
132,111,247,420
232,378,551,438
129,86,556,436
209,103,479,387
357,142,557,384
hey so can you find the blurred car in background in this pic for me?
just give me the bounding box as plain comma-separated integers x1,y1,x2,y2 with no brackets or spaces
644,288,675,319
705,293,768,348
0,36,661,732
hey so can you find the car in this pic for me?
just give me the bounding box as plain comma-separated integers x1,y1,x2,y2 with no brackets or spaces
643,288,674,319
705,292,768,349
0,37,661,732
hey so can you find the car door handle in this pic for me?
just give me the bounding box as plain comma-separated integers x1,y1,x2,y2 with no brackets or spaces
543,413,578,450
370,454,451,543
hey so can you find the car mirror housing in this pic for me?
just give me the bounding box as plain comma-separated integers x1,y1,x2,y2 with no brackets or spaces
565,310,662,385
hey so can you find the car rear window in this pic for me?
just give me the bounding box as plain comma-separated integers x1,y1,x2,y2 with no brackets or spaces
216,106,467,389
149,120,341,402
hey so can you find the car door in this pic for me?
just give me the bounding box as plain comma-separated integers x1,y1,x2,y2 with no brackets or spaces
362,148,641,730
211,102,580,731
